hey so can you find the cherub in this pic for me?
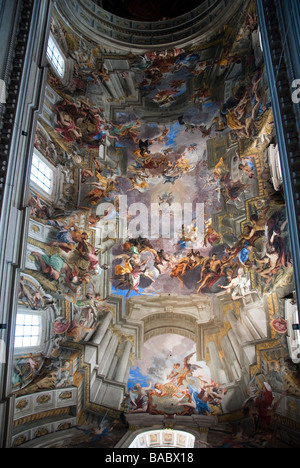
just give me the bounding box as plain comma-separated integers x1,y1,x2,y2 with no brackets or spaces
167,352,203,388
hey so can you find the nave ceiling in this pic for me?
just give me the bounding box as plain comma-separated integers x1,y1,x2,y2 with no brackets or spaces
10,0,300,448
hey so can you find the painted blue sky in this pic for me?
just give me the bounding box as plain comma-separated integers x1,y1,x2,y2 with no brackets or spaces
111,286,156,315
127,366,150,391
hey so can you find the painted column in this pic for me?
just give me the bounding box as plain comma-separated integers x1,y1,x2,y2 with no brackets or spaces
99,334,119,377
242,314,262,340
114,340,132,383
97,329,113,370
91,311,112,345
207,341,228,384
107,355,118,380
227,310,253,343
221,335,241,380
228,329,241,366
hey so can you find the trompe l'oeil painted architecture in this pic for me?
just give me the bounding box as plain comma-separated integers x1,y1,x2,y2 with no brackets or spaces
0,0,300,449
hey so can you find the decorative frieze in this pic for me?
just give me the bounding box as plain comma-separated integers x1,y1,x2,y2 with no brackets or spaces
14,386,78,420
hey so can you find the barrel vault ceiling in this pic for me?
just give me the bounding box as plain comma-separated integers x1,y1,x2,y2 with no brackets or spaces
12,0,300,449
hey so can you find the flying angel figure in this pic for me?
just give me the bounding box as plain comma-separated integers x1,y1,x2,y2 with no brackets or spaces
167,352,204,388
112,252,155,297
184,352,203,373
74,411,110,440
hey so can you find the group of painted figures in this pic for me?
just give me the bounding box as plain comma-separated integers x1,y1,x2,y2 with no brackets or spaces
127,351,283,436
128,352,227,416
16,4,294,438
24,2,293,307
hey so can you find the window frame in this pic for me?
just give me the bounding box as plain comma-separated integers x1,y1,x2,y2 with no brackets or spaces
14,312,42,350
46,32,66,79
14,309,46,356
30,148,55,197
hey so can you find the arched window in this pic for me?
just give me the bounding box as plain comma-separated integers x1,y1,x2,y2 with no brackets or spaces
46,33,65,78
30,150,54,195
14,313,41,349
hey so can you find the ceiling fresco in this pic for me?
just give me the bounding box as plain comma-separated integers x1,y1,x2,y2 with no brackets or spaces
11,0,300,449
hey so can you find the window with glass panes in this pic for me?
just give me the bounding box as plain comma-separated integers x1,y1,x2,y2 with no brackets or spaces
46,34,65,78
30,153,53,194
14,314,41,348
